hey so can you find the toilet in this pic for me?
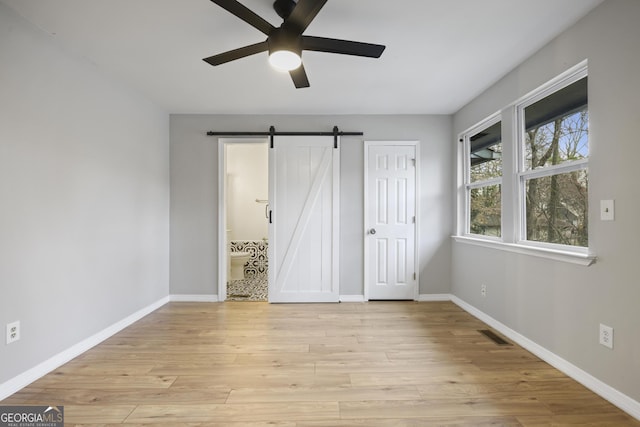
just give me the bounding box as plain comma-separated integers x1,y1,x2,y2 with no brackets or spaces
229,251,251,280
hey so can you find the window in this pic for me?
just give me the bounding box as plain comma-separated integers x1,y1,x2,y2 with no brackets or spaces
463,116,502,238
456,62,593,264
517,71,588,249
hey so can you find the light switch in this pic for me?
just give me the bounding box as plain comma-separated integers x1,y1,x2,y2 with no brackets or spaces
600,200,615,221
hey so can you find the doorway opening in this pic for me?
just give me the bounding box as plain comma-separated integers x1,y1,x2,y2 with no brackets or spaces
219,138,269,301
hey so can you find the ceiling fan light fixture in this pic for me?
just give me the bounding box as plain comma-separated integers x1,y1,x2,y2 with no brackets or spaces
269,49,302,71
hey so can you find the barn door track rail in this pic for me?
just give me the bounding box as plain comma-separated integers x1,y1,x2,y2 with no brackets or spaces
207,126,363,149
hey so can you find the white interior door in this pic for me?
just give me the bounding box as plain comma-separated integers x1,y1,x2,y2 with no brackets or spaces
365,141,418,300
268,136,340,303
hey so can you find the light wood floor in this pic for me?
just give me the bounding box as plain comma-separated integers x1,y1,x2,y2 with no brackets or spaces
3,301,639,426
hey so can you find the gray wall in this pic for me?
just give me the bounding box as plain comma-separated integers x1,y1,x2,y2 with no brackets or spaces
170,115,453,297
452,0,640,403
0,4,170,385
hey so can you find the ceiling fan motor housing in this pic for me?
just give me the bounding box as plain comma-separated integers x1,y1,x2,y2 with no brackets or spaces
268,28,302,57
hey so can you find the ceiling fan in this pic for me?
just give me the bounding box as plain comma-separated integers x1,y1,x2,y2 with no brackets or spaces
203,0,386,88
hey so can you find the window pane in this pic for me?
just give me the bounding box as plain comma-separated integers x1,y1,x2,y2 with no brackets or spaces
525,170,588,247
524,78,588,171
470,184,501,237
470,121,502,182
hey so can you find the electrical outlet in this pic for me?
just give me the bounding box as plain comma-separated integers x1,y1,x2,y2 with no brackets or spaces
481,284,487,297
6,321,20,345
599,323,613,349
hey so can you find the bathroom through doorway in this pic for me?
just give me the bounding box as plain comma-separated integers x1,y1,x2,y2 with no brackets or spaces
219,138,269,301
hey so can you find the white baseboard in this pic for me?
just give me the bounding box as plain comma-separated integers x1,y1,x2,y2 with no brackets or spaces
340,295,453,302
339,295,365,302
450,295,640,421
169,294,219,302
0,296,170,401
418,293,452,302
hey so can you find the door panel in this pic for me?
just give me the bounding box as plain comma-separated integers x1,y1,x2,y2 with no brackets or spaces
365,143,418,300
376,239,388,283
269,136,339,302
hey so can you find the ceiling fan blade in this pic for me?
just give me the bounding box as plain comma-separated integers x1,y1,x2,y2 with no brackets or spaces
210,0,275,35
302,36,386,58
289,63,310,88
283,0,327,34
203,41,269,66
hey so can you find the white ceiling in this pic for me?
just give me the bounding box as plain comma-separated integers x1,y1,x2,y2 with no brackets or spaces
3,0,603,114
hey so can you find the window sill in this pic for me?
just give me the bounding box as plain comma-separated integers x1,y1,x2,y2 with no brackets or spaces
452,236,596,266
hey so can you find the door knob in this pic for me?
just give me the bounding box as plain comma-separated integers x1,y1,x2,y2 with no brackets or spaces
369,228,376,235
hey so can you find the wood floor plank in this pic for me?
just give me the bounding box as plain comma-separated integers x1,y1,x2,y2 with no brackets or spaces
63,405,136,424
234,350,390,364
316,360,480,376
416,379,589,400
339,398,553,419
75,352,238,365
150,363,316,378
24,385,231,405
124,402,339,423
198,329,327,338
171,373,350,389
96,343,309,354
50,361,156,376
29,375,177,389
0,389,45,405
297,417,523,426
2,301,637,426
350,368,492,387
226,385,421,403
221,335,358,346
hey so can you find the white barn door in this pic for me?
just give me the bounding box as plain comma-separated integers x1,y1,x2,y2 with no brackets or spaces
268,136,340,303
364,141,418,300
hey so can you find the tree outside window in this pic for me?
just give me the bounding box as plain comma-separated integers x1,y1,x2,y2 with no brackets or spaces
466,119,502,238
520,76,588,247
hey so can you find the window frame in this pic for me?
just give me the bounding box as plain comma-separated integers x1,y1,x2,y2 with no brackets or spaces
461,112,503,241
455,60,595,266
515,65,589,254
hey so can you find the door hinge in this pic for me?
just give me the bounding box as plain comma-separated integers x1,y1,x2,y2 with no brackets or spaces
412,216,416,224
413,272,416,280
411,158,416,167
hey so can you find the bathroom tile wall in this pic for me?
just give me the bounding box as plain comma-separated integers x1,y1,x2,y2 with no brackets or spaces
230,240,268,277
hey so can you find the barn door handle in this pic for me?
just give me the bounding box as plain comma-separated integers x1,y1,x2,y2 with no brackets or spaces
369,228,376,235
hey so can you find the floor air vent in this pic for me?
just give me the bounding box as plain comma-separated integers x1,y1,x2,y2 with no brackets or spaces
478,329,512,346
